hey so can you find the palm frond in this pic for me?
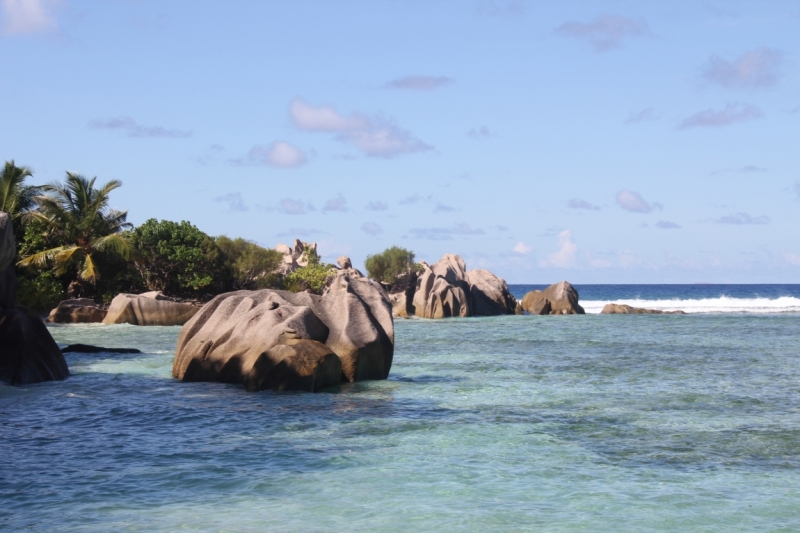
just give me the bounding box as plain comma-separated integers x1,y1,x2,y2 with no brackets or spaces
17,245,80,269
91,233,132,260
80,253,98,283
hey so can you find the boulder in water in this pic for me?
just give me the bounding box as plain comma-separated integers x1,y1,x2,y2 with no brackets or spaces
47,299,106,323
601,304,685,315
61,344,142,354
103,292,199,326
466,269,519,316
413,254,472,319
521,281,584,315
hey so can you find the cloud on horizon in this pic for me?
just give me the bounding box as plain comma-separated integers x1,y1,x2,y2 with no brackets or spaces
230,141,308,168
407,223,485,240
616,190,660,213
1,0,57,35
215,192,248,212
361,222,383,236
702,47,784,89
557,14,648,51
89,117,192,138
716,212,770,225
568,198,600,210
678,103,762,129
289,97,432,158
384,75,454,91
539,230,577,267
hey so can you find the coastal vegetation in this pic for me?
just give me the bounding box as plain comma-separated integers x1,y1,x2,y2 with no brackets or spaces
2,160,345,309
364,245,419,283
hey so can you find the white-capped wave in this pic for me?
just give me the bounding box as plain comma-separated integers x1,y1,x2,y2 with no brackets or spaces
582,296,800,314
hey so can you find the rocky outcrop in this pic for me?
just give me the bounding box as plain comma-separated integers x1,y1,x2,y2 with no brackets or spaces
47,298,107,323
276,239,317,275
521,281,585,315
1,305,69,385
601,304,685,315
102,292,199,326
408,254,518,319
385,271,418,318
173,272,393,391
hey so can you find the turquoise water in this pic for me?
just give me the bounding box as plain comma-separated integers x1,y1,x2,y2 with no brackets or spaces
3,307,800,531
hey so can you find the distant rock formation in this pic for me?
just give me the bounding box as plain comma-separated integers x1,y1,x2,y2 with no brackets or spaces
601,304,685,315
0,211,69,386
275,239,317,275
172,271,393,391
47,298,107,323
102,291,200,326
521,281,585,315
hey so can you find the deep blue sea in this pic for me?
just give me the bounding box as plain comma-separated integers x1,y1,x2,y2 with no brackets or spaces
2,285,800,531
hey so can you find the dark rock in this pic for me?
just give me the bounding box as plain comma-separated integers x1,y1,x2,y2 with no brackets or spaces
61,344,142,354
385,270,418,318
246,339,342,392
521,281,584,315
466,269,519,316
0,306,69,385
0,266,16,311
601,304,685,315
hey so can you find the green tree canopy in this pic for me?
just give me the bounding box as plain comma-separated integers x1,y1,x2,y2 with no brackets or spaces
131,219,228,296
283,245,334,295
365,246,416,283
17,173,132,287
215,236,283,290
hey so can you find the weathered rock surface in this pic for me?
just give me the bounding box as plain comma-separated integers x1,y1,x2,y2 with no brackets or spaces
601,304,685,315
1,305,69,385
103,292,199,326
466,269,520,316
61,344,142,354
276,239,318,275
385,271,418,318
413,254,471,319
173,272,393,390
521,281,585,315
47,298,107,323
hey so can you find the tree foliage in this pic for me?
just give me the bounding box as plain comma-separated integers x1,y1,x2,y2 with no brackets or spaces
131,219,228,297
215,236,282,290
17,173,132,289
283,246,334,295
365,246,416,283
0,160,38,220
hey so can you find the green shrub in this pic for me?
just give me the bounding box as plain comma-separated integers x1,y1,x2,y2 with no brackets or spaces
15,270,65,311
216,236,283,290
130,219,229,297
283,246,334,295
364,246,416,283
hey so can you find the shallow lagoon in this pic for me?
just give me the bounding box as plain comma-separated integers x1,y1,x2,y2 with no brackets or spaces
3,310,800,531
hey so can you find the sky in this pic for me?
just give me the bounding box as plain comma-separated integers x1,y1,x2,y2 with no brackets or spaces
1,0,798,283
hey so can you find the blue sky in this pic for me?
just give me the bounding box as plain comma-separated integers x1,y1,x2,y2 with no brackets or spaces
1,0,798,283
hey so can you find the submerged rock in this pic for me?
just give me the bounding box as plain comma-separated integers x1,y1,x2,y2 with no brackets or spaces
61,344,142,354
47,299,106,323
0,305,69,385
521,281,584,315
601,304,685,315
103,292,199,326
173,272,393,391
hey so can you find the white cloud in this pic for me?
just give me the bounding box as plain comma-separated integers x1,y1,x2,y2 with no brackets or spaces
233,141,307,168
361,222,383,236
1,0,57,35
678,103,762,129
468,126,491,139
703,47,784,89
616,190,659,213
322,193,348,212
384,75,454,91
512,242,532,255
540,230,577,268
557,14,648,51
289,97,431,159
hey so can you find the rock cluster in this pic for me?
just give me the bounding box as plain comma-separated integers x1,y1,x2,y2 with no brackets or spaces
103,291,200,326
520,281,584,315
275,239,317,275
172,270,393,392
47,298,106,323
0,211,69,386
382,254,519,319
601,304,685,315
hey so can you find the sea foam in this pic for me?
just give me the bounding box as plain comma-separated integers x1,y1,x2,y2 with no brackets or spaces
581,296,800,314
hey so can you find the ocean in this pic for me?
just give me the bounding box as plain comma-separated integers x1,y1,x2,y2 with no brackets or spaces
2,285,800,531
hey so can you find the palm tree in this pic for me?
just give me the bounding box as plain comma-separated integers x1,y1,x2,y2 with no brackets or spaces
18,172,132,285
0,160,38,219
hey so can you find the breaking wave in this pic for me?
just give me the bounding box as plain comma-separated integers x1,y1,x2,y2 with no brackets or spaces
582,296,800,314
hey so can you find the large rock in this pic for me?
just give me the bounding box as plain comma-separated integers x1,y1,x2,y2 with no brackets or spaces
601,304,685,315
413,254,472,319
47,298,107,323
0,212,15,272
1,305,69,385
385,271,418,318
103,292,200,326
521,281,585,315
173,272,393,390
466,269,520,316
